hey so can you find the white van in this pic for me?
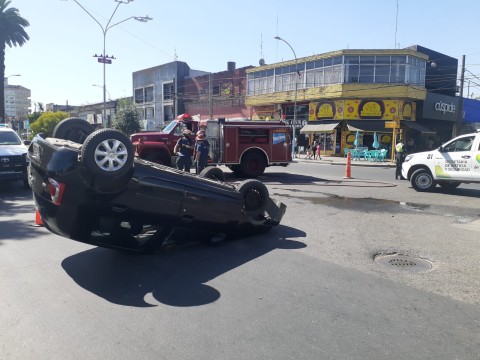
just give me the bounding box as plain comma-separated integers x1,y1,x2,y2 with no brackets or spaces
402,129,480,191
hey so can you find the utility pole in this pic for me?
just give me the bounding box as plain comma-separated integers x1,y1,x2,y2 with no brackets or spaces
208,73,213,119
453,55,465,137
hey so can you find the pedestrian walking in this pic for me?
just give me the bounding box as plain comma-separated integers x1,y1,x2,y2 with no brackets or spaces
305,144,312,159
395,142,406,180
316,144,321,160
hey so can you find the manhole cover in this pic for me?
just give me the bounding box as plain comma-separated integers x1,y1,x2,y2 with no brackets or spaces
374,254,432,272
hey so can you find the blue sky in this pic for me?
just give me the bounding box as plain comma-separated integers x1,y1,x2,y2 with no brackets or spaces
5,0,480,106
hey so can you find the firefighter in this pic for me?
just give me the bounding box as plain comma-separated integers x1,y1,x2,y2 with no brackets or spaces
174,129,193,172
194,130,210,174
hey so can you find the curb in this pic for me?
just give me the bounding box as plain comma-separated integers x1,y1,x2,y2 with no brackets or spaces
293,158,395,168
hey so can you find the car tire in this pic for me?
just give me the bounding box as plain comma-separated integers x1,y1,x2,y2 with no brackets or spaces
199,167,225,182
81,129,134,179
145,151,171,167
239,152,266,178
236,179,269,217
53,117,94,144
438,181,461,192
411,168,436,192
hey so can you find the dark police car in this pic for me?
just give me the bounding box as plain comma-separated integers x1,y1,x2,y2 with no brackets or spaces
28,118,286,252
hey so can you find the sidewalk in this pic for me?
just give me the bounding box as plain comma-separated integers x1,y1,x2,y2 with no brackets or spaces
293,154,395,168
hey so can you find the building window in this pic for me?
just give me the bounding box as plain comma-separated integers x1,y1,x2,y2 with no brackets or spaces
134,88,144,104
163,82,174,101
145,86,154,102
212,85,220,95
247,53,425,94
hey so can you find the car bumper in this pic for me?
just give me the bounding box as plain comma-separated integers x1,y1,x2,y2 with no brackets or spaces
0,169,27,182
401,162,412,180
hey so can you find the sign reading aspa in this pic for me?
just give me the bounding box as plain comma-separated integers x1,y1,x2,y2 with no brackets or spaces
434,101,455,114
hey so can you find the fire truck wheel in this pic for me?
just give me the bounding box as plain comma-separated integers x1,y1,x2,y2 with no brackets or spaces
53,117,94,144
81,129,134,179
199,167,225,182
239,152,266,178
145,151,171,167
236,179,269,218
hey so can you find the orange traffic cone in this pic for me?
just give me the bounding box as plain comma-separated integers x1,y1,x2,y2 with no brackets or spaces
33,209,43,227
343,151,352,179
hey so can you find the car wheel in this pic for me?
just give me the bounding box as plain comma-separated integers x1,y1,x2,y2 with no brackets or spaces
236,179,269,217
411,168,436,192
199,167,225,181
53,117,94,144
145,151,171,167
81,129,134,178
438,181,460,192
240,152,266,178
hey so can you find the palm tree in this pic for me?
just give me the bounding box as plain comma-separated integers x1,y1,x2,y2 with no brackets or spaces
0,0,29,123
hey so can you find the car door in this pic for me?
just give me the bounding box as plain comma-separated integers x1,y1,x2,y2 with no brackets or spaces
472,135,480,179
434,135,476,181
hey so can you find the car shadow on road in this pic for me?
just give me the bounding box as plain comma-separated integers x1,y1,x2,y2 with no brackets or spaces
224,171,327,185
61,225,306,308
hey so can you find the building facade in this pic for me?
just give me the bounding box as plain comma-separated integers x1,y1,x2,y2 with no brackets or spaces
3,77,31,130
183,62,253,120
245,46,461,156
132,61,209,130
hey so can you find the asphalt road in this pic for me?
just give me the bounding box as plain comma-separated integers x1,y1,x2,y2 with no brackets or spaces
1,164,479,360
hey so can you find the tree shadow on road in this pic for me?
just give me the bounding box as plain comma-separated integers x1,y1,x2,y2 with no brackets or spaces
61,225,306,308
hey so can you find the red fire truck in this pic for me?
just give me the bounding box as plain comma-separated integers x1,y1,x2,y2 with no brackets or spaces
130,114,292,177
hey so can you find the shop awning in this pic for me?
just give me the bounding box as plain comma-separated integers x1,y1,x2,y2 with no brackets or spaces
346,120,392,132
402,121,436,134
300,122,340,133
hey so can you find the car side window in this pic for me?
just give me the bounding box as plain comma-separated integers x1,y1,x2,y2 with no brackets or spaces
443,136,475,152
173,125,183,136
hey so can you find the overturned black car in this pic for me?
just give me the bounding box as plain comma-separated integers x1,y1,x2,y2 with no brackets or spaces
28,118,286,252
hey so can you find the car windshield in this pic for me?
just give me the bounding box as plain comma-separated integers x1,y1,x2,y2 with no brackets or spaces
161,121,177,134
0,131,22,145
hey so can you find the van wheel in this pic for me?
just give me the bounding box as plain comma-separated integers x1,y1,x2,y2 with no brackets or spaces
411,169,436,192
236,179,269,218
240,152,266,178
81,129,134,179
53,117,94,144
199,167,225,181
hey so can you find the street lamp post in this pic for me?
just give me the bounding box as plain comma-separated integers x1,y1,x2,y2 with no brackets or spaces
64,0,152,128
274,36,299,159
92,84,111,100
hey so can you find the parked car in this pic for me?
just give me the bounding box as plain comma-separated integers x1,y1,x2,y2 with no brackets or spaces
28,118,286,252
402,129,480,191
0,125,30,188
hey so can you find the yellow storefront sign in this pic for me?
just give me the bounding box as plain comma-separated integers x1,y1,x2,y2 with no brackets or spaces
309,99,415,121
385,121,399,128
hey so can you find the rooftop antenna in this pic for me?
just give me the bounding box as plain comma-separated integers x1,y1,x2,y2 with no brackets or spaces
259,33,265,66
394,0,399,48
174,47,178,61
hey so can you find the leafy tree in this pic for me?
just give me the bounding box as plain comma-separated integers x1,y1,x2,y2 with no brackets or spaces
29,111,70,138
28,102,44,125
0,0,30,123
112,98,142,135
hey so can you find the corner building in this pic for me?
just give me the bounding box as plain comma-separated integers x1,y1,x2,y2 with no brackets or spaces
245,46,456,156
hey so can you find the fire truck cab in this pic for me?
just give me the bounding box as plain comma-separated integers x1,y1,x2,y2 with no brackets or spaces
130,115,292,178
